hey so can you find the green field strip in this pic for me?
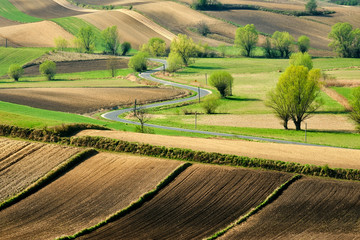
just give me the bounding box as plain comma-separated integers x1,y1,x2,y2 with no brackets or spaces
332,87,354,101
206,174,302,239
0,0,42,23
0,149,98,211
57,162,192,240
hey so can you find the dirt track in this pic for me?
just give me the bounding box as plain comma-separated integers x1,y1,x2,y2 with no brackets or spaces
220,177,360,239
76,130,360,169
0,152,182,240
79,164,291,239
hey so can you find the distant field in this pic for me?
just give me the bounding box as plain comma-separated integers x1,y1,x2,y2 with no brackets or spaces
332,87,354,101
0,0,42,23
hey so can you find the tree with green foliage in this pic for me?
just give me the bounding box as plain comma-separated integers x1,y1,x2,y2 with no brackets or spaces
263,37,275,58
8,64,24,81
272,31,294,58
349,87,360,131
102,26,120,55
54,37,69,51
209,71,234,97
305,0,317,13
328,22,356,57
297,35,310,53
167,52,183,73
39,60,56,80
141,37,166,57
217,44,226,57
289,52,313,70
170,34,197,66
201,95,221,114
121,42,131,56
128,52,148,72
107,57,118,77
352,28,360,58
77,26,96,53
234,24,259,57
267,65,322,130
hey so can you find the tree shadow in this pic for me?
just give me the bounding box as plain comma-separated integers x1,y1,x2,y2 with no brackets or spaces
225,96,261,101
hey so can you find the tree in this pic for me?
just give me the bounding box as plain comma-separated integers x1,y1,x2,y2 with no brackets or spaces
305,0,317,14
234,24,259,57
54,37,69,51
133,107,152,133
195,21,210,36
107,57,118,77
77,26,96,53
121,42,131,56
263,37,274,58
266,65,322,130
297,35,310,53
170,34,197,66
289,52,313,70
8,64,24,81
39,60,56,80
352,28,360,58
328,22,354,58
349,87,360,131
128,52,148,72
201,95,221,114
218,44,226,57
141,37,166,57
272,31,294,58
102,26,120,55
209,71,234,97
167,52,183,73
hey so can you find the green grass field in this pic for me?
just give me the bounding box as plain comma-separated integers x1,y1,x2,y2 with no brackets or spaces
332,87,355,101
0,0,42,23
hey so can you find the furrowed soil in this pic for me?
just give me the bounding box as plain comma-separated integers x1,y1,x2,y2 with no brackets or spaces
79,164,292,240
219,177,360,239
0,138,80,202
0,87,188,114
75,130,360,169
0,152,182,240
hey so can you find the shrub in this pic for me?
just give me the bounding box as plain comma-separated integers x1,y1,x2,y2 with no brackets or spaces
54,37,69,51
209,71,234,97
8,64,24,81
201,95,221,114
195,21,210,36
39,60,56,80
349,87,360,131
121,42,131,56
167,52,183,73
297,35,310,53
128,52,148,72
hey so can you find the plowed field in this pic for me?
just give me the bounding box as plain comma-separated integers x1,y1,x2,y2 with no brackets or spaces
79,165,291,239
0,87,187,114
0,16,19,27
0,138,80,202
0,152,182,240
219,177,360,239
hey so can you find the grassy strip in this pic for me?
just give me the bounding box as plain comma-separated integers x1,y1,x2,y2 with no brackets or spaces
207,174,302,239
0,149,98,211
0,0,42,23
57,162,192,239
66,0,124,10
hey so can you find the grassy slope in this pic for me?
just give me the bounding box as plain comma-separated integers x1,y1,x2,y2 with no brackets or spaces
332,87,354,101
0,47,47,76
0,0,42,23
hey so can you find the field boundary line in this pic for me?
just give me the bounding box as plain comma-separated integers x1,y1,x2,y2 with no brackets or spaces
0,148,98,212
57,162,192,240
206,174,302,239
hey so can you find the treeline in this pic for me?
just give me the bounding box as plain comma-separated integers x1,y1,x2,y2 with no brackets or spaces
1,124,360,181
330,0,360,5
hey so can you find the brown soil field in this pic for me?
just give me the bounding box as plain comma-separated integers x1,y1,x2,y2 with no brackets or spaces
79,164,292,239
77,10,175,49
0,16,19,28
75,130,360,169
0,138,80,202
219,177,360,239
0,152,182,240
8,0,89,19
23,58,129,76
0,87,187,114
0,21,74,47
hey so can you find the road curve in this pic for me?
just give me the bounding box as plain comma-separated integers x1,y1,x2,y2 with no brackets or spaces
101,59,343,148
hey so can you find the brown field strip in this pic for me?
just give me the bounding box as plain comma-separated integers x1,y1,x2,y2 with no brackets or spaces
75,130,360,169
219,177,360,239
0,152,182,240
0,16,19,28
78,164,292,239
0,138,81,202
0,87,187,114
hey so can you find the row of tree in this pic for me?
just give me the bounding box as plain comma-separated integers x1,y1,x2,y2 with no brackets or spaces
8,61,56,82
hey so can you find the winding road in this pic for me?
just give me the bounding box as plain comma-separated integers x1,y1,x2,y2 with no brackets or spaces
101,59,342,148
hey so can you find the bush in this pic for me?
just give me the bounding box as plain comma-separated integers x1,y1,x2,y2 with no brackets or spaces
54,37,69,51
8,64,24,81
201,95,221,114
209,71,234,97
121,42,131,56
39,60,56,80
128,52,148,72
195,21,210,36
349,87,360,131
167,52,183,73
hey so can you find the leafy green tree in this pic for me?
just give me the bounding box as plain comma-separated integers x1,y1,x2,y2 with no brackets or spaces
297,35,310,53
209,71,234,97
167,52,183,73
8,64,24,81
54,37,69,51
201,95,221,114
170,34,197,66
141,37,166,57
267,65,322,130
328,22,354,57
263,37,274,58
217,44,226,57
289,52,313,70
77,26,96,53
272,31,294,58
305,0,317,13
128,52,148,72
39,60,56,80
349,87,360,131
234,24,259,57
102,26,120,55
107,57,118,77
352,28,360,58
121,42,131,56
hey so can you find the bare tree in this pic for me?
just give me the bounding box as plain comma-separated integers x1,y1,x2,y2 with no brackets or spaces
133,106,152,133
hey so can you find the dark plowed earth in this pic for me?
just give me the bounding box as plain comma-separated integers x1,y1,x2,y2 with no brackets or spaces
0,152,182,240
80,165,292,240
220,177,360,239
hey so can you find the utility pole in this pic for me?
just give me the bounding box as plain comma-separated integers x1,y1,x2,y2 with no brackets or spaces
195,111,197,129
305,122,307,143
134,99,137,114
198,87,200,103
205,73,207,85
5,38,7,48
